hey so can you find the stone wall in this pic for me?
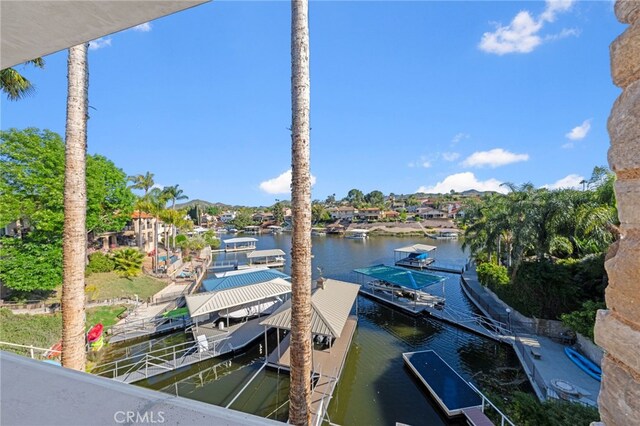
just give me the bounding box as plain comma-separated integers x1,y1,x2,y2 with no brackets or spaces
594,1,640,424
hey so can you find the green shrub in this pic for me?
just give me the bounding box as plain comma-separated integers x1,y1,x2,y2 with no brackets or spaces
476,262,509,290
561,300,605,341
506,392,599,426
87,252,115,274
112,248,144,278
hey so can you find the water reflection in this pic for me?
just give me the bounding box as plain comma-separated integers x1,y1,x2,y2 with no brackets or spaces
122,235,531,424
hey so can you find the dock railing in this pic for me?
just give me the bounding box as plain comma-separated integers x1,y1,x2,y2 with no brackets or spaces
93,333,231,382
467,382,516,426
0,341,61,360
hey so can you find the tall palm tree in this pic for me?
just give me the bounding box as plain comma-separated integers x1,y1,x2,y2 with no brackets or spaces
289,0,313,423
162,185,188,252
0,58,44,100
162,184,188,209
61,44,88,371
128,172,155,248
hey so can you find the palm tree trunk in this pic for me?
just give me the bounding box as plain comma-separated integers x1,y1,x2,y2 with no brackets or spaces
61,43,88,371
289,0,312,424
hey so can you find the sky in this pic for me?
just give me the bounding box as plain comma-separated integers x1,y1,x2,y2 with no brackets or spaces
1,0,625,206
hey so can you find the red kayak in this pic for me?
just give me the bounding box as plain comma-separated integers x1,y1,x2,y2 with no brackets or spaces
87,323,104,343
45,340,62,359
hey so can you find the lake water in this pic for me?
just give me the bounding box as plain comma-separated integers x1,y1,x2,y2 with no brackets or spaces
129,234,530,424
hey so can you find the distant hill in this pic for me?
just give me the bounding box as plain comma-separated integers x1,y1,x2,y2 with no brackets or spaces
175,199,231,210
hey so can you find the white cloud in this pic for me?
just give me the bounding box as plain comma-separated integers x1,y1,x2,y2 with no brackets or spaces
451,133,470,145
543,174,584,190
442,152,460,162
259,169,317,195
462,148,529,168
417,172,507,194
479,11,543,55
132,22,152,32
89,37,112,50
565,119,591,141
479,0,575,55
545,28,580,42
540,0,574,23
408,156,431,168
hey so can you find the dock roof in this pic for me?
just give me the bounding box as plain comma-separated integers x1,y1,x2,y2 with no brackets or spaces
202,269,290,292
260,279,360,338
246,249,286,259
223,237,258,244
186,278,292,317
394,244,437,253
354,264,445,290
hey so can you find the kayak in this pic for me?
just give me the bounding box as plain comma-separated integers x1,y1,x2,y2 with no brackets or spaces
564,346,601,382
45,340,62,359
87,323,104,343
90,335,104,351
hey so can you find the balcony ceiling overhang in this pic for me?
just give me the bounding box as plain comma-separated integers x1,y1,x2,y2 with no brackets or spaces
1,0,208,69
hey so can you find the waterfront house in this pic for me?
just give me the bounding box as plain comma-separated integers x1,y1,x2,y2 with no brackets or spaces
327,207,358,221
220,211,237,223
417,207,447,219
357,208,384,222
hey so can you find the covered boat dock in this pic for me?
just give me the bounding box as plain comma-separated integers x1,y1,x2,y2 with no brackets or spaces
223,237,258,252
260,278,360,425
394,244,437,269
185,276,292,336
246,249,286,268
354,264,446,314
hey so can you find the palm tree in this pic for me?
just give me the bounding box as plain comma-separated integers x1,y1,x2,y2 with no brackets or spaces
145,188,169,273
128,172,155,248
112,248,145,278
162,184,188,209
289,0,313,423
61,44,88,372
0,58,44,100
162,185,188,254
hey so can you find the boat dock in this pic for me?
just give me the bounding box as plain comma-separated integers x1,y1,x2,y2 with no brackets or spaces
403,350,483,417
259,278,360,425
266,316,358,424
246,249,286,268
95,317,266,384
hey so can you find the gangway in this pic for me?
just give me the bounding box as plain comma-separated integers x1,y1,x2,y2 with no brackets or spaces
95,318,265,383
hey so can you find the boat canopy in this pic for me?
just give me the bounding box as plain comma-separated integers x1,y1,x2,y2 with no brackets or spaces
394,244,437,254
354,264,445,290
347,229,369,233
246,249,286,259
223,237,258,244
202,269,290,292
186,278,292,318
260,279,360,338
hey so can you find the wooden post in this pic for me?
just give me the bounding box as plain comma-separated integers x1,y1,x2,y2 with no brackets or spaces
277,328,281,360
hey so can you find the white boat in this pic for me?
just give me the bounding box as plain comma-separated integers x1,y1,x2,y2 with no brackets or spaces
268,225,283,234
311,228,327,236
221,298,282,319
345,229,369,239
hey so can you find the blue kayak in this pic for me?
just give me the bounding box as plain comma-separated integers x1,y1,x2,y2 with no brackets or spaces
564,347,601,382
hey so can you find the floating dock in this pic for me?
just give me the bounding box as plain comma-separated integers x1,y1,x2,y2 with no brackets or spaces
402,350,483,417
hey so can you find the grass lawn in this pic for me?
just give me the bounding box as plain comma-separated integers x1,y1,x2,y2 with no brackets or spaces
0,305,128,357
85,272,167,301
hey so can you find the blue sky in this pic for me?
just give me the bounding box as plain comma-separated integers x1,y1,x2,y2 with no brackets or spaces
1,1,624,206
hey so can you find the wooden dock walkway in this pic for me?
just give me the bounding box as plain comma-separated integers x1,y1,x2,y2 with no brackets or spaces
266,316,358,425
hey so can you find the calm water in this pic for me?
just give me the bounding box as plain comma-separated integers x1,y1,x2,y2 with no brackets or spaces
128,234,529,425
